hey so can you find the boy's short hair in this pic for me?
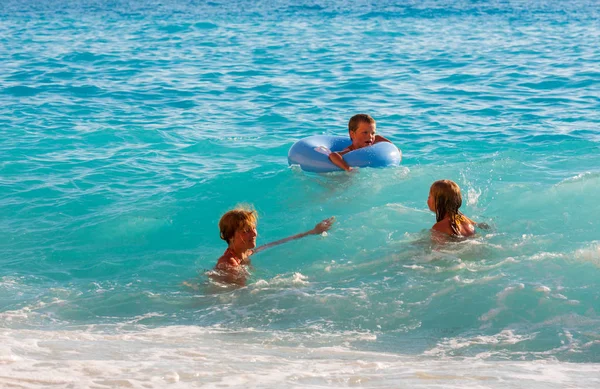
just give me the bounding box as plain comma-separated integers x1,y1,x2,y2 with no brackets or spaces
348,114,376,132
219,206,258,244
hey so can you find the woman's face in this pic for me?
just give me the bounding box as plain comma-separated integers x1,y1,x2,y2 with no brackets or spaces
233,224,257,250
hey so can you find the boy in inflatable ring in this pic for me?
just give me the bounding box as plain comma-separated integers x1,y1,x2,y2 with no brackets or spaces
211,206,334,286
328,114,393,172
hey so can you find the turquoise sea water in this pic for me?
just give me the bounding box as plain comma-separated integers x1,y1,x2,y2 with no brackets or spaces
1,0,600,387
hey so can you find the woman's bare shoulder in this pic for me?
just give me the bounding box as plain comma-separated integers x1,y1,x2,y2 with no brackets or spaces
215,255,239,270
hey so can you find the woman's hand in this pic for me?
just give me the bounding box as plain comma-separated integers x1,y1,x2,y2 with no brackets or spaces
312,217,335,234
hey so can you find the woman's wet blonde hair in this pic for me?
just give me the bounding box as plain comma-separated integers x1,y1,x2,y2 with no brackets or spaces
218,205,258,244
429,180,472,235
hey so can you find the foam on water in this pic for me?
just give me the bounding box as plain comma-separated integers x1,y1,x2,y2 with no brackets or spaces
1,0,600,387
1,326,599,389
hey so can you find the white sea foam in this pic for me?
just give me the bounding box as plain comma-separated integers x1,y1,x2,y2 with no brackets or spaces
466,186,481,207
479,283,525,322
1,326,597,389
425,330,534,356
534,285,552,294
530,251,565,261
556,171,600,185
0,298,67,327
574,242,600,266
252,272,310,288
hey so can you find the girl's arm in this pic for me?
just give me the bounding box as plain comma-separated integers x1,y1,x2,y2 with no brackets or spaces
462,214,490,230
253,217,335,254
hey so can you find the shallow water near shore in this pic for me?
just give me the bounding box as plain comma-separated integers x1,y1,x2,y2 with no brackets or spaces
1,0,600,387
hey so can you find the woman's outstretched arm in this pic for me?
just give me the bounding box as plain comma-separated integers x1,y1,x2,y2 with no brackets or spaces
253,217,335,254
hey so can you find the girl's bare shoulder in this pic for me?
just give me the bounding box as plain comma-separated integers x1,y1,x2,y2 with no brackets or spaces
432,219,454,235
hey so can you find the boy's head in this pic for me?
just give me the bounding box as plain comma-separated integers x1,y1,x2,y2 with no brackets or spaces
219,206,258,247
348,114,376,149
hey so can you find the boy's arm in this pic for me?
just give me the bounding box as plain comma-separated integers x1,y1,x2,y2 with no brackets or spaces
253,217,334,254
328,152,353,172
374,134,392,144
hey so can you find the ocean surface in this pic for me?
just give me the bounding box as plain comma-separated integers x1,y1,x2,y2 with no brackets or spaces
1,0,600,387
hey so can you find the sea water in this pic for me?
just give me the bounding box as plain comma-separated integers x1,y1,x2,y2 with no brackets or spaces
1,0,599,387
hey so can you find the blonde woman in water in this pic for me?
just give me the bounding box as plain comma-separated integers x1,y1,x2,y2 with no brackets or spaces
213,206,334,285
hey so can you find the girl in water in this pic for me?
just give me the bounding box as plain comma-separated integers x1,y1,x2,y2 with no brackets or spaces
427,179,477,237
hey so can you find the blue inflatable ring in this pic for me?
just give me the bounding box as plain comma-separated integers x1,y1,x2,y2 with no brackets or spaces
288,135,402,173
